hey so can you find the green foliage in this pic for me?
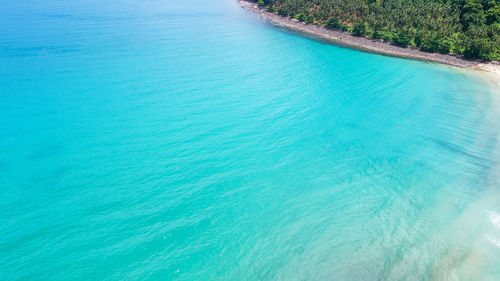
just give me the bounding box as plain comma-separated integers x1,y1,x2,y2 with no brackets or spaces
262,0,499,60
372,29,383,39
295,13,305,22
353,22,367,36
305,15,315,24
414,32,426,47
393,32,412,47
463,37,491,58
326,17,341,29
278,8,288,17
461,0,486,30
486,5,500,24
381,31,394,42
437,39,455,54
420,38,440,53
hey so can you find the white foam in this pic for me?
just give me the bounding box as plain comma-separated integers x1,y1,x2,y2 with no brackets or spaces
489,211,500,229
486,235,500,249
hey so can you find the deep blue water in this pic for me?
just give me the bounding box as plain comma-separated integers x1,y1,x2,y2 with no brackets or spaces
1,0,500,280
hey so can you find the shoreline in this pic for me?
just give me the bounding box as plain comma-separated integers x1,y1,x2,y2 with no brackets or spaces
240,0,500,81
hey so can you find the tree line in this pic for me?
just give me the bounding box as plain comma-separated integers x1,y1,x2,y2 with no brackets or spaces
251,0,500,61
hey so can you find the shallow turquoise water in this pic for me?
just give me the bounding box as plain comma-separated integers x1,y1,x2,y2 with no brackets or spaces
1,0,500,280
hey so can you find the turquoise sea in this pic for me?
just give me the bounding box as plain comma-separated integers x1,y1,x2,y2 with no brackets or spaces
1,0,500,280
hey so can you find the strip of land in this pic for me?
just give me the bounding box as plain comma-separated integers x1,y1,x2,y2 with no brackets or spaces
240,0,500,77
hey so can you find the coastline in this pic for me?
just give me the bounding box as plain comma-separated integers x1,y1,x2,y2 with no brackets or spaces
240,0,500,82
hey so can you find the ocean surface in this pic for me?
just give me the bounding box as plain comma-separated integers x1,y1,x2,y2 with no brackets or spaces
1,0,500,280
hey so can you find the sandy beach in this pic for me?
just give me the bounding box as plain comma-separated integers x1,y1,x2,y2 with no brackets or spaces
240,0,500,80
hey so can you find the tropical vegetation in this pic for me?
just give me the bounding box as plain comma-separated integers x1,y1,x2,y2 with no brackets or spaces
251,0,500,61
